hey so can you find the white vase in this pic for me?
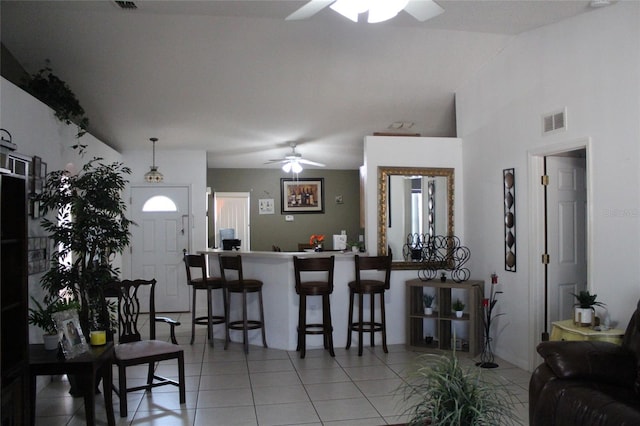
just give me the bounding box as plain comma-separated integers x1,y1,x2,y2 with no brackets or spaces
455,310,463,318
43,333,59,351
575,307,594,326
352,246,359,252
424,307,433,316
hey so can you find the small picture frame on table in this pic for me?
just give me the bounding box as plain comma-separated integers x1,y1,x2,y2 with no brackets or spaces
53,309,89,359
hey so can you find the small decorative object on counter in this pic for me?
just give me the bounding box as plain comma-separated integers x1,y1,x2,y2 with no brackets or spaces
440,272,446,282
310,234,325,251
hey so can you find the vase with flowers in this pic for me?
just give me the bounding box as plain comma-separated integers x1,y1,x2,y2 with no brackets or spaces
475,273,504,368
309,234,325,251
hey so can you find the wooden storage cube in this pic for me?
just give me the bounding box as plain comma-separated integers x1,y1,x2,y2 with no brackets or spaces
405,278,484,355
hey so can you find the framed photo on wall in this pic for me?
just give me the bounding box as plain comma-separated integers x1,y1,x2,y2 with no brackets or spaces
281,178,324,213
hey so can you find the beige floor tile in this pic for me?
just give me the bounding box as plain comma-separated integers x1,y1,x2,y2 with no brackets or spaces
194,406,257,426
313,397,380,422
304,381,364,401
255,401,320,425
253,384,310,405
196,387,254,408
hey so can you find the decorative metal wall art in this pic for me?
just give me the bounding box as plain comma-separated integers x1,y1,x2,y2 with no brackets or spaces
405,235,471,283
503,168,516,272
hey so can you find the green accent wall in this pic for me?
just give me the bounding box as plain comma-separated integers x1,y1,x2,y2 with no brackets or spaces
207,169,362,252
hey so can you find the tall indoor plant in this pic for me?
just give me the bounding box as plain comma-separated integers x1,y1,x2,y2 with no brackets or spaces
38,156,132,337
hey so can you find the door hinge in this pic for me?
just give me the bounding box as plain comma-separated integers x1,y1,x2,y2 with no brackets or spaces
541,175,549,186
542,253,550,264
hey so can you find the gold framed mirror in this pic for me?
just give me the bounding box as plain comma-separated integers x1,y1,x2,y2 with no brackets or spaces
377,166,454,270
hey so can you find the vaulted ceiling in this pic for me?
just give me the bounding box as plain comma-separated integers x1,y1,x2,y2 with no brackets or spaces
1,1,597,169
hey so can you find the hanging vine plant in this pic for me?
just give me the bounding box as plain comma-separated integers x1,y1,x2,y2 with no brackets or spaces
22,60,90,148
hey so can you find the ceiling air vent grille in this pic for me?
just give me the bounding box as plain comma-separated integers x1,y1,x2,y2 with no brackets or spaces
114,1,137,10
542,108,567,135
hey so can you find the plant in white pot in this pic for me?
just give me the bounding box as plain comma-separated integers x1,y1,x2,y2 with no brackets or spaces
572,290,605,326
423,294,435,315
453,299,465,318
28,297,80,350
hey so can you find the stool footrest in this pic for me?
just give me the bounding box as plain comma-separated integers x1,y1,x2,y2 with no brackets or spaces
299,323,333,335
194,315,225,326
350,321,383,333
228,320,264,331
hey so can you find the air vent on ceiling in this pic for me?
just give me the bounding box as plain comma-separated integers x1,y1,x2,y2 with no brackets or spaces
114,1,137,10
542,108,567,135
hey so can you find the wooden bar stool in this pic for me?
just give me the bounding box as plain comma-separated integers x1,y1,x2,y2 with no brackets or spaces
183,252,227,347
218,254,268,354
293,255,335,359
346,254,392,356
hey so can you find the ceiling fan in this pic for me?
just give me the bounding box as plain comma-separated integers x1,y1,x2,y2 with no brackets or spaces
265,142,326,173
286,0,444,23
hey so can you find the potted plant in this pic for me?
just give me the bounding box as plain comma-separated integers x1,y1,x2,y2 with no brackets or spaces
398,350,522,425
28,297,80,350
21,60,90,144
572,290,605,326
348,241,364,253
38,156,132,339
453,299,465,318
423,294,435,315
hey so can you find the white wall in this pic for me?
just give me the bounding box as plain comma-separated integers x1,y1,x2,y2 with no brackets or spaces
456,2,640,370
1,77,122,340
119,149,208,279
363,135,464,345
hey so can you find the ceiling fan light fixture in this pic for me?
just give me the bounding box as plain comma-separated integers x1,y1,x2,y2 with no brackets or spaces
368,0,409,23
282,162,292,173
144,137,164,183
291,161,303,174
330,0,369,22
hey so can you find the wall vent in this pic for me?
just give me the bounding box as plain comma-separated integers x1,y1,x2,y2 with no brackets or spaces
542,108,567,135
114,1,137,10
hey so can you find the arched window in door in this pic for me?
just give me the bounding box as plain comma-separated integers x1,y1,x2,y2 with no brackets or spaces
142,195,178,212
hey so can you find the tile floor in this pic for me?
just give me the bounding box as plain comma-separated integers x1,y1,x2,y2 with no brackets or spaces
33,312,530,425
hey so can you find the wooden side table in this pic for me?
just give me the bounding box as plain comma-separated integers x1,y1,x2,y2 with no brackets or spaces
29,342,115,426
550,319,625,345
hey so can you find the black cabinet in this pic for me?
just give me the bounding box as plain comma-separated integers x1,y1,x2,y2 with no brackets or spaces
1,173,29,425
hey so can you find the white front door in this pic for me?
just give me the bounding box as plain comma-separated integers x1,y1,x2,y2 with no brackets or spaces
546,155,587,327
130,186,191,312
213,192,250,250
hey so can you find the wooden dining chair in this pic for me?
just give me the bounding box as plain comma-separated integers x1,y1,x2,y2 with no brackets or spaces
105,279,186,417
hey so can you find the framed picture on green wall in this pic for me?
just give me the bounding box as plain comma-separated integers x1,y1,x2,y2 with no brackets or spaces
281,178,324,213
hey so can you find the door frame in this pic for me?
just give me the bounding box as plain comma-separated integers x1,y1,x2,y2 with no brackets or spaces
527,137,593,371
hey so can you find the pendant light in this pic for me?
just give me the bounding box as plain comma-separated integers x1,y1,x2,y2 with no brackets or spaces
144,137,164,183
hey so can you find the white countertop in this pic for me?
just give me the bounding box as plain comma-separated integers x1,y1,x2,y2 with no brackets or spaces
199,249,364,259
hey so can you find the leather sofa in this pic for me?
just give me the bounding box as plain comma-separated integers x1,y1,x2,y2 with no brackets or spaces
530,300,640,425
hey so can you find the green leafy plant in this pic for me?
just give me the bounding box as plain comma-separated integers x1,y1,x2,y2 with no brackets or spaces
22,60,90,144
423,294,435,309
38,157,133,337
453,299,465,311
28,297,81,335
399,351,523,425
571,290,606,309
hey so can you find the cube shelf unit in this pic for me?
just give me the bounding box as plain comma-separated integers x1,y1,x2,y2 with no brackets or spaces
406,278,484,355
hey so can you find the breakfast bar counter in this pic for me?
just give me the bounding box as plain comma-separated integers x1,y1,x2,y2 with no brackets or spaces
200,249,364,351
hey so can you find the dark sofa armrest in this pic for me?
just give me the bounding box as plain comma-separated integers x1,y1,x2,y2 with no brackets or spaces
155,316,181,344
537,340,636,387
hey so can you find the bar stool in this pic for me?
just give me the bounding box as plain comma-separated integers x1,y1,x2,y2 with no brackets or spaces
346,254,392,356
183,252,227,346
218,254,268,354
293,256,335,359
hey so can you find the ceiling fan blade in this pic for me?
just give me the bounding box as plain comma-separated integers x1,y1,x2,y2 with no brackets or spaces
298,158,326,167
286,0,334,21
404,0,444,22
265,159,287,164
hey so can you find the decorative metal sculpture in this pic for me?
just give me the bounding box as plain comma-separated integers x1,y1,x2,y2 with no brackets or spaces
405,235,470,283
